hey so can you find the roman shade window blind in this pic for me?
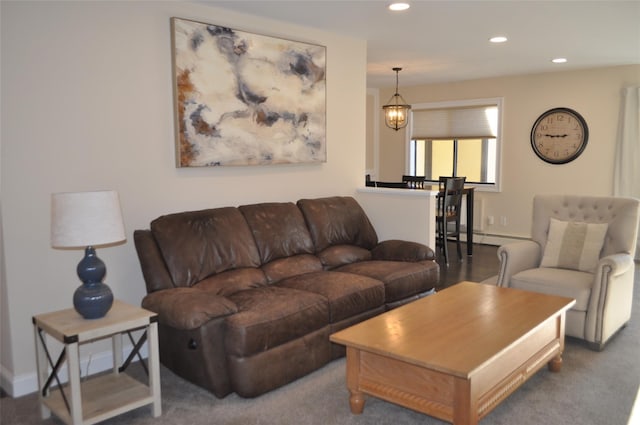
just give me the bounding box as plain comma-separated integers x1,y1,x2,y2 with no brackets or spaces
411,105,498,140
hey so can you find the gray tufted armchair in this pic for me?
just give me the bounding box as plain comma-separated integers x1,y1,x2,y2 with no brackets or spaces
497,195,640,350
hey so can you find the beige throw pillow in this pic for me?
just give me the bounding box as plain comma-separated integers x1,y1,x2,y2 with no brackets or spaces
540,218,608,273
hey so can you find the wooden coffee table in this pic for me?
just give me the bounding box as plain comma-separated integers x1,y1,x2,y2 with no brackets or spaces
330,281,575,425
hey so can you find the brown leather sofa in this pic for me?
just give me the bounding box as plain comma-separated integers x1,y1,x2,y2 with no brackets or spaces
134,196,439,398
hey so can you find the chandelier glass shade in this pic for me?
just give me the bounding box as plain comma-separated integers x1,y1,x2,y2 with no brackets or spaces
382,67,411,131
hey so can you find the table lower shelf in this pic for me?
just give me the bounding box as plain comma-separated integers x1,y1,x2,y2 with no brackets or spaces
43,373,153,425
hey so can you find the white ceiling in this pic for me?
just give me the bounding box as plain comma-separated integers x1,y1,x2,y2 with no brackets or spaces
199,0,640,88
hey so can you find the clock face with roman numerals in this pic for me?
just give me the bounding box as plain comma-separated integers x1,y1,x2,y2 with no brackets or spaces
530,107,589,164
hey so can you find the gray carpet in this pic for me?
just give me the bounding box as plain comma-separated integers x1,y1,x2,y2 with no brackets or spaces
3,268,639,425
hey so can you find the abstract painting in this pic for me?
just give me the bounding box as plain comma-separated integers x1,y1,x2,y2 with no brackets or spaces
171,18,327,167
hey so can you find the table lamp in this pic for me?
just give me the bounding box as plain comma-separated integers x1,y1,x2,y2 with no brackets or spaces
51,190,126,319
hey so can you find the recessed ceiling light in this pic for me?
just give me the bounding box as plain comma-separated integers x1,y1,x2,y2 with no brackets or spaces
489,36,508,43
552,57,568,64
389,2,410,11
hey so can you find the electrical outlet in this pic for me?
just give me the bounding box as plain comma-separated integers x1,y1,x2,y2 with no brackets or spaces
487,216,495,226
500,216,507,226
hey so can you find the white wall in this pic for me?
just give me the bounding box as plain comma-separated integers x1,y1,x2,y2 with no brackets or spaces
0,0,366,395
377,65,640,240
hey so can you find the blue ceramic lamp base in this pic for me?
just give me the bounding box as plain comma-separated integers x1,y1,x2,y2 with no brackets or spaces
74,246,113,319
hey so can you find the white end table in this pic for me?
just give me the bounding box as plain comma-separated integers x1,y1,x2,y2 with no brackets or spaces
32,300,161,425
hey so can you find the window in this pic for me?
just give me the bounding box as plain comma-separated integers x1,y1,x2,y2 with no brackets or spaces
410,138,496,183
407,98,502,191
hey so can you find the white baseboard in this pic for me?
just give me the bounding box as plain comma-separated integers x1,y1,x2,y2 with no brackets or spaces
2,343,148,398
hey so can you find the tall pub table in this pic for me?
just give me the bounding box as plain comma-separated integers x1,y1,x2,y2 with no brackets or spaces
32,300,161,425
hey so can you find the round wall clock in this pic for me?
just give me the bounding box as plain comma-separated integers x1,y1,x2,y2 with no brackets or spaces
530,107,589,164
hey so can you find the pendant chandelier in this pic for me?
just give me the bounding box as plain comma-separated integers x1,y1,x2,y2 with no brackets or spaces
382,67,411,131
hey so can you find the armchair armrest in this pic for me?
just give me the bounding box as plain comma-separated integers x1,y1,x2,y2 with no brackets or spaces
586,253,636,347
142,287,238,330
597,253,634,277
497,240,542,287
371,239,436,262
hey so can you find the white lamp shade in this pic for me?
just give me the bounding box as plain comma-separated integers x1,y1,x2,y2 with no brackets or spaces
51,190,126,248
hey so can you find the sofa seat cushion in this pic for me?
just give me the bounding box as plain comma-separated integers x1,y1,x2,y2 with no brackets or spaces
317,245,372,269
336,260,439,303
142,287,238,330
225,286,329,357
511,268,593,312
276,271,384,323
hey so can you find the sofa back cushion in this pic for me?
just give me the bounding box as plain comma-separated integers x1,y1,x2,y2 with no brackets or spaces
239,202,315,263
195,268,267,296
150,207,261,287
297,196,378,252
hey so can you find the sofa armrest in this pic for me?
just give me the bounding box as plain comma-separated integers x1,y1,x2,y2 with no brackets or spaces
371,239,436,262
142,287,238,330
134,229,175,292
496,240,542,287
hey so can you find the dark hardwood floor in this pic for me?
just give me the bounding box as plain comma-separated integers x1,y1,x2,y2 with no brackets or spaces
435,242,499,289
